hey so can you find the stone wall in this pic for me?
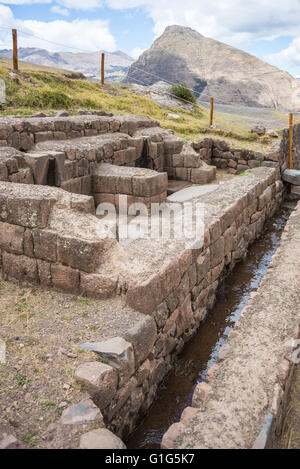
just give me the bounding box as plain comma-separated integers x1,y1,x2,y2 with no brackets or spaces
0,182,119,299
281,123,300,171
0,114,158,150
161,201,300,449
0,147,34,184
93,164,168,210
74,167,284,439
192,137,282,174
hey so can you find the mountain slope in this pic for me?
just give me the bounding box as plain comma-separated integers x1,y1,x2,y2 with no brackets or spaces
126,25,300,111
0,47,134,82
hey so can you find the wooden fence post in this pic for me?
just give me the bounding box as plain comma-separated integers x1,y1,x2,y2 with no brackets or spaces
12,29,18,72
209,97,214,126
101,53,105,85
289,112,293,169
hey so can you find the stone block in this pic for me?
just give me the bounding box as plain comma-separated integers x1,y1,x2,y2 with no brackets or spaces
79,429,126,449
196,248,210,282
75,361,118,410
123,316,157,367
33,229,57,262
71,194,95,214
23,152,50,185
290,185,300,200
282,169,300,185
9,168,34,184
60,399,104,427
190,166,216,184
80,272,118,299
34,131,53,143
80,337,135,385
2,251,38,283
172,154,184,167
51,263,79,293
24,228,34,257
0,222,24,254
126,273,162,315
7,197,54,228
0,162,8,181
37,259,52,286
184,153,200,168
57,235,103,273
175,167,188,180
210,236,225,267
192,382,211,407
237,164,249,173
161,422,186,449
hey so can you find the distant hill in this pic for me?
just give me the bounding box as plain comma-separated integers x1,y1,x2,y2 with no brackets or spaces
0,47,134,82
126,25,300,111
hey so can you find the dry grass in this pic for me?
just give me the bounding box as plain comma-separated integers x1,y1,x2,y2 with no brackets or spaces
0,57,291,153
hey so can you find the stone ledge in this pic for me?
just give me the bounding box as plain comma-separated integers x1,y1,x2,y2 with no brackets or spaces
161,201,300,449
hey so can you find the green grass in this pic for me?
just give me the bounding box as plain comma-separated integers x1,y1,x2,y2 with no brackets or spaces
0,56,289,151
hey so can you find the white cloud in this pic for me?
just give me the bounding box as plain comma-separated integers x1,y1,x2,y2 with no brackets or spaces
131,46,145,59
0,0,102,8
0,4,116,52
106,0,300,47
268,37,300,76
0,1,51,4
50,5,69,16
56,0,102,9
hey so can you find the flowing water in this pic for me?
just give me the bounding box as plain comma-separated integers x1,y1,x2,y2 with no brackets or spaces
127,205,293,449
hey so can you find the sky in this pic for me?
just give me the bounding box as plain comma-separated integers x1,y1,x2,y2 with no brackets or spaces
0,1,300,77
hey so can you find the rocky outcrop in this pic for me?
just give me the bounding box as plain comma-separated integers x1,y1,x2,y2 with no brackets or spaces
126,25,300,111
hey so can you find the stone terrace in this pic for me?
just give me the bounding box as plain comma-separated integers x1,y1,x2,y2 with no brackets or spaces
0,113,290,447
162,201,300,449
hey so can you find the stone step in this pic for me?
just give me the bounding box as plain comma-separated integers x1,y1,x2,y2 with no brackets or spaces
282,169,300,185
35,133,144,166
93,163,168,209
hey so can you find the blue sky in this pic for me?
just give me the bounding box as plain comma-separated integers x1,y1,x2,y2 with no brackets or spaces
1,1,300,77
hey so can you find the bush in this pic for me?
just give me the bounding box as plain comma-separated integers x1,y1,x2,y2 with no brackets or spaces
170,82,196,104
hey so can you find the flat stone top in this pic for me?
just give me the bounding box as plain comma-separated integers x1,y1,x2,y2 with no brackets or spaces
0,180,86,203
167,184,219,202
94,163,164,178
0,181,114,242
0,114,158,129
282,169,300,185
35,133,133,151
134,126,171,138
98,167,277,282
0,147,24,161
169,201,300,449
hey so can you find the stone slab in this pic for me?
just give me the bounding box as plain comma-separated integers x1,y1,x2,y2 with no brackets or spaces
282,169,300,185
167,184,219,203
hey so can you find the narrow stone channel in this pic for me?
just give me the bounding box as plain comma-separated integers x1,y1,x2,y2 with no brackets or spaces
126,204,293,449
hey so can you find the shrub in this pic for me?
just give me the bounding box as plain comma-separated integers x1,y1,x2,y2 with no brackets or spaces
170,82,196,104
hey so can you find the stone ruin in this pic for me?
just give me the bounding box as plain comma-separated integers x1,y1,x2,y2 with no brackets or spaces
0,112,294,448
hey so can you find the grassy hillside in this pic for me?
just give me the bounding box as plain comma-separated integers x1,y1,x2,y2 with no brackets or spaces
0,56,295,151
